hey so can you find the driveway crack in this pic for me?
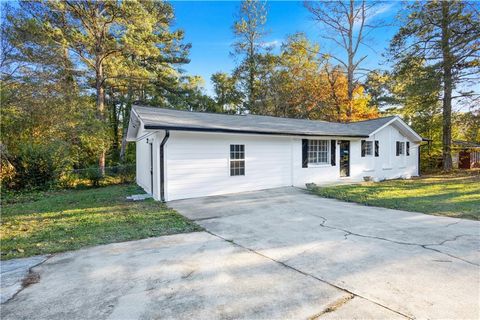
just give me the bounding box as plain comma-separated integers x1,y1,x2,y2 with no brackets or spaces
3,255,52,304
444,220,461,228
204,230,413,320
314,215,479,267
307,294,354,319
420,246,477,266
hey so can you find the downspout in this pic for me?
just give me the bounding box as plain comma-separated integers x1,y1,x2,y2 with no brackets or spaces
418,144,422,176
159,130,170,202
150,142,153,195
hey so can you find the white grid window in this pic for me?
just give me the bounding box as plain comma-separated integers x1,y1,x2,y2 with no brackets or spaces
399,142,405,155
230,144,245,176
308,140,329,165
362,141,373,156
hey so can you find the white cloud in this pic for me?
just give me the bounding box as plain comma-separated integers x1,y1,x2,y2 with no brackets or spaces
353,2,397,31
262,39,281,48
371,2,396,17
365,2,397,24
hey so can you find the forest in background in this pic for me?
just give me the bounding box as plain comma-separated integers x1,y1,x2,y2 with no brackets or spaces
1,0,479,191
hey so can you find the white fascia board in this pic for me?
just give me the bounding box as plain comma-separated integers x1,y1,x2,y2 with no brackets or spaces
126,109,141,141
142,129,367,140
392,117,423,142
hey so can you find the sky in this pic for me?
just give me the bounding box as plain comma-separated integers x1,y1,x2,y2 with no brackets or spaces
170,1,402,95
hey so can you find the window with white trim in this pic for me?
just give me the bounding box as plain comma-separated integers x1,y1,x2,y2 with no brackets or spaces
308,140,329,165
230,144,245,176
398,142,405,155
362,141,373,156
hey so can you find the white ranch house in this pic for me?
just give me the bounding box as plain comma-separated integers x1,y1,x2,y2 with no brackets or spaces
126,106,422,201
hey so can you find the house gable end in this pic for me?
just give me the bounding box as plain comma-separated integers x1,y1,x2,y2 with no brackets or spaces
369,117,422,143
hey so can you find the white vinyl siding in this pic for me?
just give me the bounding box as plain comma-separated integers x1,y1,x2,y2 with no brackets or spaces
352,125,419,181
136,138,151,193
133,119,421,201
165,132,292,200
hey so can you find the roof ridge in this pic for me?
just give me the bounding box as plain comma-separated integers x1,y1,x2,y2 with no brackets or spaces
347,115,397,124
135,105,339,124
133,105,248,118
246,113,330,123
129,105,422,141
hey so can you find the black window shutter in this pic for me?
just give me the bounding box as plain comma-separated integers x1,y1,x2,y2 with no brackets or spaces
396,141,400,156
302,139,308,168
375,140,379,157
330,140,336,166
361,140,366,157
406,142,410,156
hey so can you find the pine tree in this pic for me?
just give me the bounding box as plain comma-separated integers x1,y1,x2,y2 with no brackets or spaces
17,1,189,171
389,1,480,171
232,0,268,113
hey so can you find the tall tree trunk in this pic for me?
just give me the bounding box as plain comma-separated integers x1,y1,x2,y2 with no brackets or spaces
325,67,342,121
119,123,129,162
248,41,255,113
62,47,77,105
96,59,106,175
119,87,133,162
347,62,354,121
346,0,355,121
441,2,453,171
62,47,78,146
110,98,120,161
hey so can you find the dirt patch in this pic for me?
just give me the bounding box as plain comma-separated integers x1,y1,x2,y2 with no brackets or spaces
309,294,354,319
21,272,40,288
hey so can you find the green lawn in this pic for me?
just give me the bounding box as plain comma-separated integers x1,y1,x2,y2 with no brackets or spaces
1,184,201,260
313,171,480,220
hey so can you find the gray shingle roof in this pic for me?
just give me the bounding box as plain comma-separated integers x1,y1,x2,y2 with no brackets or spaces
132,105,397,138
453,140,480,148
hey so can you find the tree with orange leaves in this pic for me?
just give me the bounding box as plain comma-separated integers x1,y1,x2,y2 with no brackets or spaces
249,33,378,122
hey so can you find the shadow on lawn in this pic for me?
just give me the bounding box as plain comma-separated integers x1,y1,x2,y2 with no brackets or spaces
1,184,201,260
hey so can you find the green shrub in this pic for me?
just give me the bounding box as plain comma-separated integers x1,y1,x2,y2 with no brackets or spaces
5,143,71,190
0,154,16,189
83,166,103,187
114,165,135,184
58,171,80,189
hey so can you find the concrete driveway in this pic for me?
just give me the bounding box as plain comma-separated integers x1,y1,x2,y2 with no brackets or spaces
2,188,479,319
170,187,480,319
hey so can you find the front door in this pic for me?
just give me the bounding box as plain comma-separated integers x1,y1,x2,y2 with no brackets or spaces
339,140,350,177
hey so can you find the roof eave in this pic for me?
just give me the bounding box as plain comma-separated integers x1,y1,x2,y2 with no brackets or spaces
126,109,141,141
143,125,369,138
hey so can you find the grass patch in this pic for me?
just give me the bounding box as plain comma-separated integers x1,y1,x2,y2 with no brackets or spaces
1,184,202,260
313,170,480,220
